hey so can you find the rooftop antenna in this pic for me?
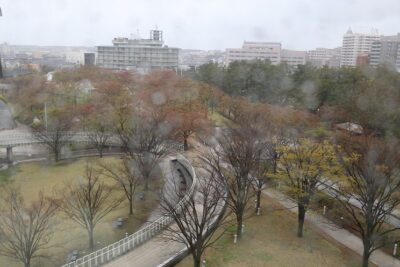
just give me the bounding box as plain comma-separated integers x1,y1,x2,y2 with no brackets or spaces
346,27,353,34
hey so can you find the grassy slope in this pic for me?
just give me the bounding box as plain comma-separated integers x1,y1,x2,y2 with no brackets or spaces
177,195,373,267
209,110,231,127
0,157,163,267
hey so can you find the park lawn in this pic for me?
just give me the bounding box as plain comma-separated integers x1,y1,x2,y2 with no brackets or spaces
0,157,163,267
177,195,374,267
209,110,230,127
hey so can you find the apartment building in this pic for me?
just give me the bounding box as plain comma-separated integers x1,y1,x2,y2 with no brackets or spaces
306,47,341,68
281,49,306,66
225,41,282,65
340,28,381,67
369,33,400,70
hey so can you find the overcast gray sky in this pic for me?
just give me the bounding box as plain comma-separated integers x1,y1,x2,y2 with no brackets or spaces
0,0,399,50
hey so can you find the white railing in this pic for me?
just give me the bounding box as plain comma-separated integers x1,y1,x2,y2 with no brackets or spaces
60,154,197,267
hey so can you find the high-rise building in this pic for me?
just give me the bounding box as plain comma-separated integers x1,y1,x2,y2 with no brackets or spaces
281,49,306,66
369,33,400,70
225,41,282,65
340,28,381,67
306,47,341,68
97,29,179,73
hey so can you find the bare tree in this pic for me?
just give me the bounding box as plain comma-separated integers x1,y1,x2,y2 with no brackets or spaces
87,127,113,158
251,156,272,213
34,110,74,162
161,167,227,267
201,125,262,240
0,188,58,267
98,159,141,215
117,112,173,190
55,162,123,250
335,135,400,267
83,105,115,158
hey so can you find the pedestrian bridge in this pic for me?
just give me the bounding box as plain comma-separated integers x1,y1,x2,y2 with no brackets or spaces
0,131,182,163
0,131,120,148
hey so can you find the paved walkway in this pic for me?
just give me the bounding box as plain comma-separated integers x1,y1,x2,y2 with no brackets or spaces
103,235,183,267
264,189,400,267
103,156,189,267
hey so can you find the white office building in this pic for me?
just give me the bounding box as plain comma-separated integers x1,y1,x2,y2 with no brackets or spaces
340,28,381,67
369,33,400,71
281,49,306,66
97,29,179,73
306,47,342,68
225,42,282,65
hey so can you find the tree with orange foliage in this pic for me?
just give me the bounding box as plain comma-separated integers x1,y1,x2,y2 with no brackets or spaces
139,71,212,151
166,82,211,151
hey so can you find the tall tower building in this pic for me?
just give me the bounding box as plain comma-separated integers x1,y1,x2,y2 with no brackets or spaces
340,28,381,67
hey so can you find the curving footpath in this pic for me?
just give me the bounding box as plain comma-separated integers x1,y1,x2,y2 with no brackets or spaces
59,154,197,267
101,155,196,267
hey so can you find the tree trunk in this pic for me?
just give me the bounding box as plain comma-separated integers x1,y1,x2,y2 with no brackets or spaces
362,241,371,267
236,214,243,240
89,227,94,250
256,189,261,211
24,259,30,267
144,177,149,191
54,149,59,162
297,204,306,238
99,146,103,158
129,198,134,215
184,137,189,151
193,253,202,267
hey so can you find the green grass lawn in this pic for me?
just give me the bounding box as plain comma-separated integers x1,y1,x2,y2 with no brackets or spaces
209,110,230,127
0,157,163,267
177,195,373,267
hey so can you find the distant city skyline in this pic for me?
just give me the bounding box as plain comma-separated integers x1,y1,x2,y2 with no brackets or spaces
0,0,399,51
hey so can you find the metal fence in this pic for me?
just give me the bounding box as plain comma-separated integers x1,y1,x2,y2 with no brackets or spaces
60,154,197,267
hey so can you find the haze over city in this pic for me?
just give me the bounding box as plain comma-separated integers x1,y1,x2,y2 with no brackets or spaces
1,0,400,50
